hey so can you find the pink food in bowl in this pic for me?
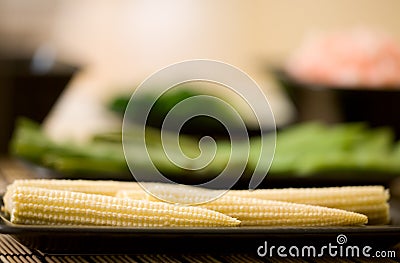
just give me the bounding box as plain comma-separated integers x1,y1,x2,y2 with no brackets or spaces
285,29,400,88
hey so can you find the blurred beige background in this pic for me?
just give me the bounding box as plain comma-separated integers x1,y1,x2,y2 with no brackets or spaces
1,0,400,141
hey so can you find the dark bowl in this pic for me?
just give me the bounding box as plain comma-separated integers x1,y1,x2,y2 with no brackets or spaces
0,56,78,153
274,69,400,138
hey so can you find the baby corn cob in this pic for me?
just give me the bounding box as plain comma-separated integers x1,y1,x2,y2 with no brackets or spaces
117,184,368,226
6,179,141,197
4,186,240,227
116,189,147,200
116,183,220,204
203,197,368,226
225,186,390,224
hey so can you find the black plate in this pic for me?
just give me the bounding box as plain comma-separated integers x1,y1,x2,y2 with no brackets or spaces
1,198,400,254
0,57,78,154
273,69,400,139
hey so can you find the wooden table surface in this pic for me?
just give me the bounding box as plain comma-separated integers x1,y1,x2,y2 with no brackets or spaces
0,159,398,263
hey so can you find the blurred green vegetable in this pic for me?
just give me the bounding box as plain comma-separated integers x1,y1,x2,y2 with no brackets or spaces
250,122,400,176
10,118,128,175
10,118,400,180
10,118,230,180
109,88,245,137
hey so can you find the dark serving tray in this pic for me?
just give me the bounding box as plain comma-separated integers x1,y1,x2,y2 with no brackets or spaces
273,69,400,139
1,198,400,254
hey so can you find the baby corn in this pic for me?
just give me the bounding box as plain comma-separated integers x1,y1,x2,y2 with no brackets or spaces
116,189,147,200
4,180,386,226
225,186,390,224
117,184,368,226
204,197,368,226
4,186,240,227
6,179,141,197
